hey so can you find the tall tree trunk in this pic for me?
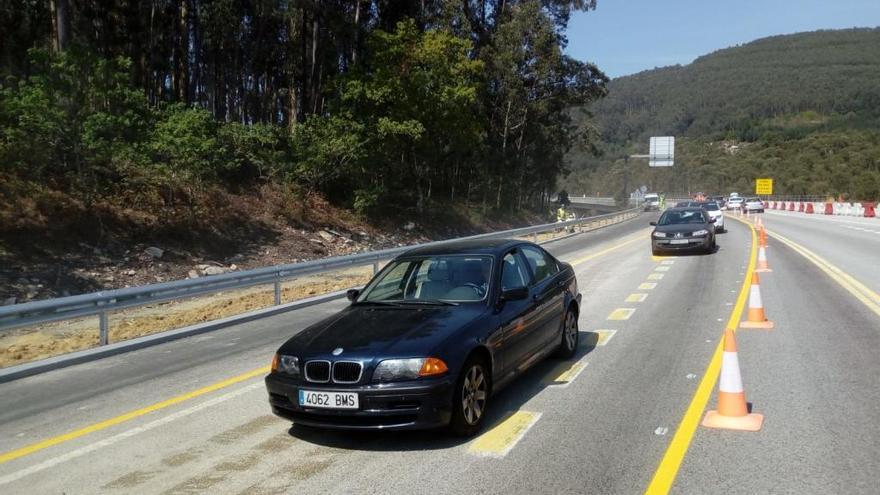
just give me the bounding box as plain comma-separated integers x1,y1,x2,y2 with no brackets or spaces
177,0,189,103
50,0,71,52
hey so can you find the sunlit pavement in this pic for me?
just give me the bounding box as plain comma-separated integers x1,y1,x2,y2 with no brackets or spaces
1,214,878,494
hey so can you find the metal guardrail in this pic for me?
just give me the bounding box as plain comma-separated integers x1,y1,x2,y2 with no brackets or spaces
0,207,642,345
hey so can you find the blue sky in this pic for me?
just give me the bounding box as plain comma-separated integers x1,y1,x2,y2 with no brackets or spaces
565,0,880,78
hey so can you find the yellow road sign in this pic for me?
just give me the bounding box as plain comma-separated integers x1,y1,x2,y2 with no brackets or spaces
756,178,773,195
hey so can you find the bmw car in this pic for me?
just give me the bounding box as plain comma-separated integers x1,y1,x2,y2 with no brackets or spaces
265,239,581,436
650,207,717,255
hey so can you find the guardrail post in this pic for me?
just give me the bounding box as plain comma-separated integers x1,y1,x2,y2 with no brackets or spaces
99,311,109,346
532,232,537,243
274,278,282,305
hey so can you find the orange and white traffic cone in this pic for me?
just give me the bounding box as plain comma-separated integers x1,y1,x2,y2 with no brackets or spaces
756,246,772,273
702,328,764,431
741,273,774,329
759,227,768,249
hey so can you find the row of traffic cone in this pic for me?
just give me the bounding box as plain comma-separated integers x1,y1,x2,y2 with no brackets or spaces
702,216,774,432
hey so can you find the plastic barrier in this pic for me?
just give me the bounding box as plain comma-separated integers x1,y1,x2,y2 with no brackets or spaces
864,202,876,218
825,203,833,215
805,203,814,214
788,202,795,211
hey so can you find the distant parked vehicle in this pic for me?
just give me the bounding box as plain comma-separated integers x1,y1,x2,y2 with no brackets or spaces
727,197,745,211
744,198,764,213
685,201,725,233
643,193,660,211
650,207,717,255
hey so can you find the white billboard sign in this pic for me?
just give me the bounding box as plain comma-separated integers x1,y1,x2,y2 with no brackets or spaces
649,136,675,167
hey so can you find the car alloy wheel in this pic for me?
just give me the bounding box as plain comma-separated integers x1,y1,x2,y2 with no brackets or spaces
461,365,487,426
555,309,578,358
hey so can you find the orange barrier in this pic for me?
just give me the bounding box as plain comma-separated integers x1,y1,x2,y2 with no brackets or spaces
805,203,814,214
798,202,805,212
788,202,795,211
701,328,764,431
865,202,876,218
741,273,774,329
825,203,833,215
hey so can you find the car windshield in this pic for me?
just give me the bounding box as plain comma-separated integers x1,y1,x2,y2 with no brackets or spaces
358,255,494,303
658,210,706,225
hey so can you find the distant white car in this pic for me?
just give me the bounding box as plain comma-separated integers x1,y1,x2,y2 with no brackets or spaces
643,193,660,211
686,201,725,233
744,198,765,213
727,197,744,210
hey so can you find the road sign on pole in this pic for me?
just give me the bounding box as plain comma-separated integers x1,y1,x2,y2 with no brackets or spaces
756,178,773,195
649,136,674,167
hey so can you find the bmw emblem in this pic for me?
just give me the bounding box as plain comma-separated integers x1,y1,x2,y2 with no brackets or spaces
332,347,344,356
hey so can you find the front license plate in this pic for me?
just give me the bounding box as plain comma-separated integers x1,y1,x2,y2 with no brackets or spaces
298,390,359,410
670,239,690,245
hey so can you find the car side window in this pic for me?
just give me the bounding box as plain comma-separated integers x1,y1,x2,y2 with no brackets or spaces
500,251,529,290
520,246,559,285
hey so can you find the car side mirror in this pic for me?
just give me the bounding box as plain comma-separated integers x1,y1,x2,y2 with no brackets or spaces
346,289,360,302
649,221,657,226
708,218,716,223
500,286,529,302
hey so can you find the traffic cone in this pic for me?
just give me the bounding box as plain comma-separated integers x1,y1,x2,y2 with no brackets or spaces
756,246,772,273
701,328,764,431
741,273,774,329
759,227,768,248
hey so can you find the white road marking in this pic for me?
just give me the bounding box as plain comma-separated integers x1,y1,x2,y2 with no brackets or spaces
686,374,697,380
0,381,264,486
654,427,669,436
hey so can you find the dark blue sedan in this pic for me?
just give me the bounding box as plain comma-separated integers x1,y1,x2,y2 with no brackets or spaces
265,238,582,436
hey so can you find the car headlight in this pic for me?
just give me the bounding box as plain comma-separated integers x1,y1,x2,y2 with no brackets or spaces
272,354,300,376
692,229,710,236
653,232,667,238
372,357,448,382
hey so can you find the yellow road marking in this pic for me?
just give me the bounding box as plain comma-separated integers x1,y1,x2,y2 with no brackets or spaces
570,230,650,266
0,366,270,465
607,308,636,320
626,293,648,303
639,282,657,290
661,260,675,265
644,216,758,494
592,329,618,346
651,255,668,261
655,266,670,272
767,230,880,318
647,273,665,280
468,411,542,458
546,361,589,385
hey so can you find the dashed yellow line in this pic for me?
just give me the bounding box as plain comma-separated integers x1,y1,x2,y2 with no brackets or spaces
546,361,589,386
592,329,618,346
607,308,636,320
647,273,665,280
468,411,542,458
639,282,657,290
626,293,648,303
655,266,670,272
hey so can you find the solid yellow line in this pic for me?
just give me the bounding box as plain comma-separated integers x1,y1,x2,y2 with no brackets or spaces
468,411,541,457
767,230,880,318
644,217,758,495
0,366,270,465
569,230,650,266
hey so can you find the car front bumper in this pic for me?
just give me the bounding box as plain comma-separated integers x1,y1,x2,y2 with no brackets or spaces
652,235,712,252
265,373,455,431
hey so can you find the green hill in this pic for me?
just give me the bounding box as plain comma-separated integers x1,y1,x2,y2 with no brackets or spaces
567,28,880,199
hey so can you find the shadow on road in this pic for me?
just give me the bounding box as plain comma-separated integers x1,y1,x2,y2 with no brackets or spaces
287,332,600,451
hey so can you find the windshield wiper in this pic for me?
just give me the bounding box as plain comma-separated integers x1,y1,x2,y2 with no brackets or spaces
393,300,460,306
353,300,405,307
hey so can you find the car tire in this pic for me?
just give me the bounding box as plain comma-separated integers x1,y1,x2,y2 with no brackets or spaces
554,309,578,359
448,356,490,437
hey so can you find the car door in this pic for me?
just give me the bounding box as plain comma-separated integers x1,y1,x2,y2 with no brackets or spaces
520,246,566,349
495,249,542,378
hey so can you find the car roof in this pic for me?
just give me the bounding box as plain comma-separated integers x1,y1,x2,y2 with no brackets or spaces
400,238,528,257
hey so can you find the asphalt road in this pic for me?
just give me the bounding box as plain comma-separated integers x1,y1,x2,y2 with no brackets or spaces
0,211,878,494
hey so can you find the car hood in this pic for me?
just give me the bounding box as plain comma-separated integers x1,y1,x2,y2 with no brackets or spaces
654,224,711,234
278,304,488,358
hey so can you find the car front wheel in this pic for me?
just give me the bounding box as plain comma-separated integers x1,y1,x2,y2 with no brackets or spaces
449,357,490,437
